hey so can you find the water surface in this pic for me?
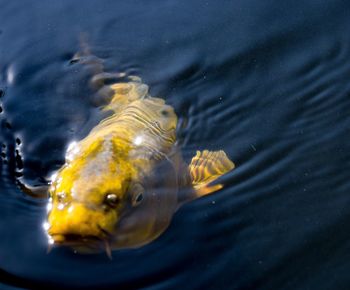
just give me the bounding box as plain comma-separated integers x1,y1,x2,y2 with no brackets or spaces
1,0,350,289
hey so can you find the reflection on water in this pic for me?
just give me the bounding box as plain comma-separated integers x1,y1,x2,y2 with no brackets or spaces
1,0,350,289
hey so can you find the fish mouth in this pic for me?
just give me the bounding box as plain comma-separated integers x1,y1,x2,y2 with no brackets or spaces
49,230,113,258
50,233,105,245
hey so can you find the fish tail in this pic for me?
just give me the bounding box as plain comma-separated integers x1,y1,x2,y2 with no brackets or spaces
71,34,150,111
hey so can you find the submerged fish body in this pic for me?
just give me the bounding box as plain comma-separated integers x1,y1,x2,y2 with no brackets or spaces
46,77,235,253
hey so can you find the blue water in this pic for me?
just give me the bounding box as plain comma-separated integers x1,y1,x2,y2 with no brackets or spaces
1,0,350,289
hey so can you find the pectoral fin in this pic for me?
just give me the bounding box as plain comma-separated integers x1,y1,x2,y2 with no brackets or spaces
189,150,235,198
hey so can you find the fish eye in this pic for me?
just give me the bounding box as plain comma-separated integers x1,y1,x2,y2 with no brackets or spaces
105,193,120,208
56,191,66,203
131,183,144,207
133,192,144,206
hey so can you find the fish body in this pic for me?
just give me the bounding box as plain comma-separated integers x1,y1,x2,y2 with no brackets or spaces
46,77,235,253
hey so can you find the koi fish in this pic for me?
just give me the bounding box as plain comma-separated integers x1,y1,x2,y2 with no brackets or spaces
45,65,235,257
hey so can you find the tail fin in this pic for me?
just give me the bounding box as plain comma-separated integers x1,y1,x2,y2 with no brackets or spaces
71,34,149,111
189,150,235,197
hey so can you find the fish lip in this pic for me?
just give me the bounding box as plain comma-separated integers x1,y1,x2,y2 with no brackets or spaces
49,233,106,247
49,233,114,257
49,225,114,246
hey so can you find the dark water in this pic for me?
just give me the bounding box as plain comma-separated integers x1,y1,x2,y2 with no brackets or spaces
1,0,350,289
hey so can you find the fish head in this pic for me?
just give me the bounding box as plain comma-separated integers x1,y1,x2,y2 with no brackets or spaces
45,137,178,253
46,140,132,253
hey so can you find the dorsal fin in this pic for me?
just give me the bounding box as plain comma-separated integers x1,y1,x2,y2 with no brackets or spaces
102,82,149,113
